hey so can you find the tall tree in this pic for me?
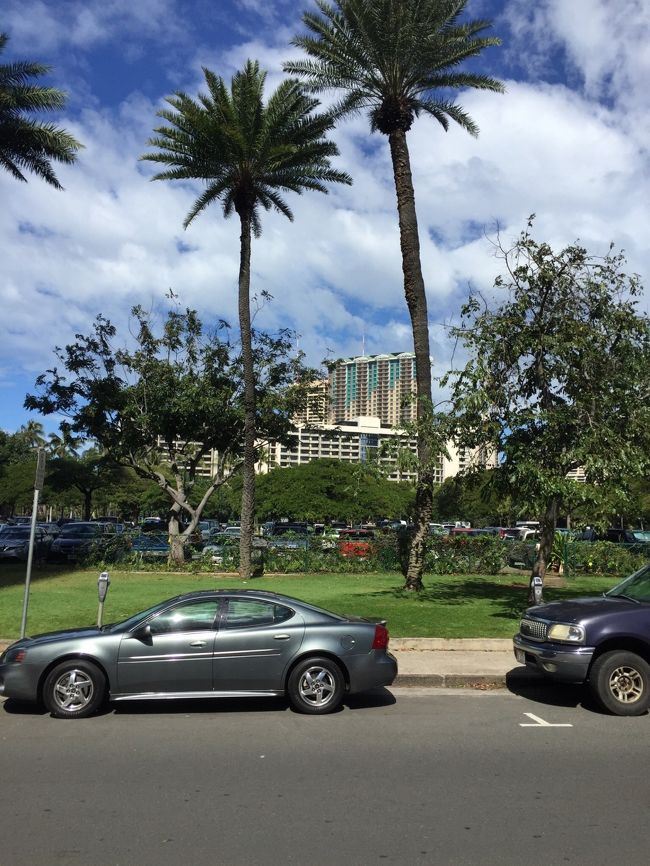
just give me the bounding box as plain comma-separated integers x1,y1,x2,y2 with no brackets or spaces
285,0,503,590
141,60,351,577
0,31,82,188
446,219,650,603
25,304,314,564
18,420,45,448
46,451,126,521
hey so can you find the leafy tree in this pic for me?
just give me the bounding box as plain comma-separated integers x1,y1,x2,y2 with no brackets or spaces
433,469,513,526
0,455,37,516
25,305,313,563
446,219,650,602
255,458,414,523
141,60,351,577
286,0,503,590
0,31,82,188
0,429,32,470
46,452,126,520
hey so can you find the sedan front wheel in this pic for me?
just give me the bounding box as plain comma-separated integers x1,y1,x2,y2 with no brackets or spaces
42,660,107,719
287,657,345,715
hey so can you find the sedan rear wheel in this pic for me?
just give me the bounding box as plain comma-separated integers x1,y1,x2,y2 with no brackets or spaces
43,660,107,719
287,657,345,715
590,650,650,716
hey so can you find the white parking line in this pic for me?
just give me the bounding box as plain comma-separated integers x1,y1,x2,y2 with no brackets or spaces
520,712,573,727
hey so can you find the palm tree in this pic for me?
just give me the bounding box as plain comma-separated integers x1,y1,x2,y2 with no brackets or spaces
285,0,504,590
141,60,351,578
47,428,83,458
19,420,45,448
0,32,82,188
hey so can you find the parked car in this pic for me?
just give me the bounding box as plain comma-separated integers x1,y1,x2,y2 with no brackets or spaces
139,517,166,533
603,528,650,549
267,523,310,551
202,533,267,564
338,529,376,558
0,526,51,561
38,522,61,539
129,533,170,560
513,563,650,715
0,589,398,718
48,522,115,562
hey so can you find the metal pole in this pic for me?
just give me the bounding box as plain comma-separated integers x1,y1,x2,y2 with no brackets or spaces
20,487,41,639
20,448,46,639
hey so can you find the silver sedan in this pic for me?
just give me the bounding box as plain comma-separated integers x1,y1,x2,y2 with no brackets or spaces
0,589,397,718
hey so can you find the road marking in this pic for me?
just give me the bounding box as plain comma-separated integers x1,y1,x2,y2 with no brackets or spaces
520,712,573,728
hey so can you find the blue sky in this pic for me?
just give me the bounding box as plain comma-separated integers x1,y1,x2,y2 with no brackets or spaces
1,0,649,435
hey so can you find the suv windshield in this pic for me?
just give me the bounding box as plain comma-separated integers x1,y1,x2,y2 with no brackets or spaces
605,565,650,602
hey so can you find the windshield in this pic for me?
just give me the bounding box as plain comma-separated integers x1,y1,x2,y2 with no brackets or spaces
106,597,181,632
1,527,30,539
605,564,650,602
60,524,100,537
630,531,650,543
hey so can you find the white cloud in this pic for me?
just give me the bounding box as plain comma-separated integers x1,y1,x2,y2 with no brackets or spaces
2,0,649,433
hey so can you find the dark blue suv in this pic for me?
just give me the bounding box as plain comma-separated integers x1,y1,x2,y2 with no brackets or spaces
514,564,650,715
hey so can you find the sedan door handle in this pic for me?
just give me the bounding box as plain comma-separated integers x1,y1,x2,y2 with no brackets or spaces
273,634,291,640
190,640,207,647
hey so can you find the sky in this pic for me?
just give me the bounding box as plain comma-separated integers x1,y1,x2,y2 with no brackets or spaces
1,0,649,436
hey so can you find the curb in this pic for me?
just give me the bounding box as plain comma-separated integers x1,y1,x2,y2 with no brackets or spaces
394,668,550,689
391,638,512,652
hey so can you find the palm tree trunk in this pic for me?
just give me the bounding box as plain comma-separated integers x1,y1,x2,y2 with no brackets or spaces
388,128,433,592
237,210,256,579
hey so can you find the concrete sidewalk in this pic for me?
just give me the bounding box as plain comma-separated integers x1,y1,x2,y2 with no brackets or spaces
0,635,536,689
390,638,533,688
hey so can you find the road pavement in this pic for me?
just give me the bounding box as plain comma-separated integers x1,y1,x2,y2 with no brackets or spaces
1,688,647,866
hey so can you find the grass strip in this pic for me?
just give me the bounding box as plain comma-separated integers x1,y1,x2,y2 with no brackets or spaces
0,564,617,640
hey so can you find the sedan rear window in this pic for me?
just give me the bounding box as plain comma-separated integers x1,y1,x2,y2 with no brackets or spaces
222,599,294,629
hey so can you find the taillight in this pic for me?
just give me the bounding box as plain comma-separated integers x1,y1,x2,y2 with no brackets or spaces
372,624,389,650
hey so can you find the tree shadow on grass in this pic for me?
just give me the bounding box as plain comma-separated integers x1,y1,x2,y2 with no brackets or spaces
365,579,530,620
0,562,76,589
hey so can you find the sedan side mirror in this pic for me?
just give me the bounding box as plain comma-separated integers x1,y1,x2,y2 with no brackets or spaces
131,623,152,642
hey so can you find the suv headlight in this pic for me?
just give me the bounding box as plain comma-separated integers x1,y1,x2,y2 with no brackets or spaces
547,623,585,644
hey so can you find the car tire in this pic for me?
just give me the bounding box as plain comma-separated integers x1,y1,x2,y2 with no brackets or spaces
287,657,345,715
590,650,650,716
42,660,107,719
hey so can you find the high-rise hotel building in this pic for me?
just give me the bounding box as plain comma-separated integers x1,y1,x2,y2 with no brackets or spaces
328,352,418,426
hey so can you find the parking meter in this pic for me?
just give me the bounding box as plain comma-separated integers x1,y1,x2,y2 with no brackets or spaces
532,575,543,605
97,571,110,627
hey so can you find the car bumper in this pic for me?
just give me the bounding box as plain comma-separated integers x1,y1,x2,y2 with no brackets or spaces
513,634,594,683
346,650,398,693
0,660,41,702
0,548,27,560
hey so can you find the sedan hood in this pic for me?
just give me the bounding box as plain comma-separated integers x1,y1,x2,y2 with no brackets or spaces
526,596,639,623
24,625,104,645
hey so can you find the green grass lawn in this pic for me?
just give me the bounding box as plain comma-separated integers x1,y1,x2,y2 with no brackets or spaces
0,563,619,640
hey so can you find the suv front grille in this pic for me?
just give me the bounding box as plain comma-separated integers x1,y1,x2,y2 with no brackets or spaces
520,618,548,642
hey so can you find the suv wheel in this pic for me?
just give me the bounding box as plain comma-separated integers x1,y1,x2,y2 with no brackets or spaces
590,650,650,716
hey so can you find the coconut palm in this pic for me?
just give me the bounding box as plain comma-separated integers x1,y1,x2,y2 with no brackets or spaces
0,32,82,188
19,420,46,448
141,60,351,578
285,0,504,589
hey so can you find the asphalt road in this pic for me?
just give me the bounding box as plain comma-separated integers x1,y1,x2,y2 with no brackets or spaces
1,685,648,866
